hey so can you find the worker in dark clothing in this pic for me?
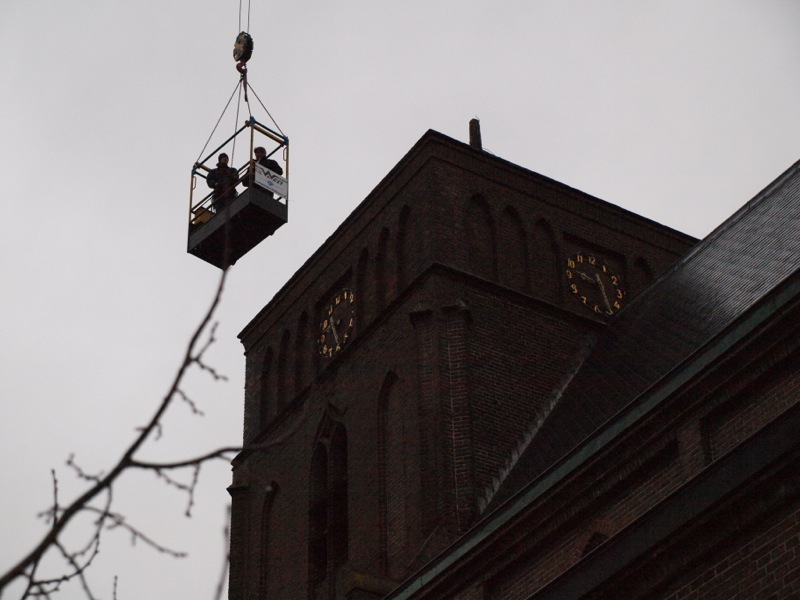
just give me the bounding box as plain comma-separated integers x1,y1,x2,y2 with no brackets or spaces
243,146,283,197
206,152,239,212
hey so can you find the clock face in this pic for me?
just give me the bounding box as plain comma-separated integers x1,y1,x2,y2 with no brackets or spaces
318,289,356,358
565,253,625,316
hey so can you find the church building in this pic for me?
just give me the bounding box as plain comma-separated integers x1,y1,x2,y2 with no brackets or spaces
228,124,800,599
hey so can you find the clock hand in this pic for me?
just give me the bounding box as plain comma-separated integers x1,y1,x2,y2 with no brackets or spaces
595,273,613,313
328,319,340,346
576,270,596,284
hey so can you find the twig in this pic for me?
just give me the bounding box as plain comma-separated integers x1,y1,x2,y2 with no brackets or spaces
0,269,227,595
213,505,231,600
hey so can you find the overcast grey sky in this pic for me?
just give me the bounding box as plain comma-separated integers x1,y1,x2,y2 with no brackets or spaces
2,1,799,598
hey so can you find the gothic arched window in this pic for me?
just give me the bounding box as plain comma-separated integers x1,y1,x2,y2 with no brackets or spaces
295,312,308,396
277,330,291,412
466,195,497,281
308,419,348,599
259,347,274,430
376,228,390,312
499,205,529,291
396,206,411,291
356,248,370,329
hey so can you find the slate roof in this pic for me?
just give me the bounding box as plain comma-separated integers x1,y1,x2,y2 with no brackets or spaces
488,158,800,510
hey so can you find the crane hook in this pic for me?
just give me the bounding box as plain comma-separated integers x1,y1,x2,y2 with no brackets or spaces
233,32,253,103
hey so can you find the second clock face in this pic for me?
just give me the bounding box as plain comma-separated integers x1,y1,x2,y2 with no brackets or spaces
565,253,625,316
318,289,356,358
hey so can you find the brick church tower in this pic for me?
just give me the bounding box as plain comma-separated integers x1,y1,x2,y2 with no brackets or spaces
227,125,696,599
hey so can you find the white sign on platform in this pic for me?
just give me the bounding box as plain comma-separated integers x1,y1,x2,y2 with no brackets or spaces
253,163,289,199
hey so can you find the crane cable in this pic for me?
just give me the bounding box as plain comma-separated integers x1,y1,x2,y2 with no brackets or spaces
235,0,284,137
195,81,242,165
230,79,244,163
239,0,251,33
246,83,285,137
196,1,252,165
196,0,286,165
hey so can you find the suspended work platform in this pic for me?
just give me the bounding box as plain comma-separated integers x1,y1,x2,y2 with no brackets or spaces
188,117,289,269
188,185,287,269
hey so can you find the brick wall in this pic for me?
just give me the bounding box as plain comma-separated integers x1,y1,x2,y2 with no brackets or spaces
402,304,800,600
661,500,800,599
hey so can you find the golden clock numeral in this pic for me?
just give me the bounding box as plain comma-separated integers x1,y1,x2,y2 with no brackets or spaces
349,317,354,327
602,264,608,273
322,319,328,330
611,275,618,285
617,289,624,299
593,304,601,313
570,284,578,294
327,306,333,316
588,256,596,265
566,269,573,279
567,259,576,269
349,291,355,301
577,254,584,263
335,295,341,305
320,334,326,344
335,345,341,352
614,301,621,309
581,296,588,304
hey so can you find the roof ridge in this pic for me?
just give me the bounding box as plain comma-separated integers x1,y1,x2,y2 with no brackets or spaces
477,338,596,514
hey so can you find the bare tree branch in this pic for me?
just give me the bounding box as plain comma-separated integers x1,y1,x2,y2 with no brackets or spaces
213,505,231,600
1,263,316,599
175,388,206,416
129,448,242,471
0,270,228,597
